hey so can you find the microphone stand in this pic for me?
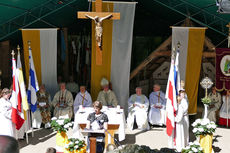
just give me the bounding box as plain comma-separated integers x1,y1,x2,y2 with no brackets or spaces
96,120,122,149
104,128,122,148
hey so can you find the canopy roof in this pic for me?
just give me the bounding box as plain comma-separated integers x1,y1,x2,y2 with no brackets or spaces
0,0,229,43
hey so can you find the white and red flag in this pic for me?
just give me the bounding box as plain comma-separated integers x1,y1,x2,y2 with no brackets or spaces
165,50,180,147
11,51,25,130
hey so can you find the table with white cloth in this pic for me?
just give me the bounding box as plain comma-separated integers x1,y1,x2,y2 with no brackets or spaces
72,107,126,147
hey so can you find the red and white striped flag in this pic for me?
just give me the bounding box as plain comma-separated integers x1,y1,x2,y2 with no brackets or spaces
166,62,177,135
11,51,25,130
165,55,178,147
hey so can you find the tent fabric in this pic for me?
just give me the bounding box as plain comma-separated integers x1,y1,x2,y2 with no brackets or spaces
0,0,229,42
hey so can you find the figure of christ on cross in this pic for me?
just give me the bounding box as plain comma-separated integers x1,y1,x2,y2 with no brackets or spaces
85,14,113,48
77,0,120,65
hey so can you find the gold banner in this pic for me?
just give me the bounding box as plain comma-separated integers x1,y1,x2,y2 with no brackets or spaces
186,28,206,114
22,30,42,86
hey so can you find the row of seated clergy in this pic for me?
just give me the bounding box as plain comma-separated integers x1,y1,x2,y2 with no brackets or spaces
32,83,73,128
33,78,118,128
73,78,118,114
127,84,166,131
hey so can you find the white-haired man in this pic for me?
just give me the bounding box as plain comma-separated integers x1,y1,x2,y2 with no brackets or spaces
73,85,92,114
52,82,73,118
97,78,118,107
127,87,149,130
148,84,166,126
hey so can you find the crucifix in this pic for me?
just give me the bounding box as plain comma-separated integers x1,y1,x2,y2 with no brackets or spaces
77,0,120,65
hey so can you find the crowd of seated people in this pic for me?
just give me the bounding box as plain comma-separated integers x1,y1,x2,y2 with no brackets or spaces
1,74,228,151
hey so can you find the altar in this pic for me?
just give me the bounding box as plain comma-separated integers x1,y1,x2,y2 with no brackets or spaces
72,107,126,147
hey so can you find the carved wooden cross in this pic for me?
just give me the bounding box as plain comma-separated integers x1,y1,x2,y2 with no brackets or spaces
77,0,120,65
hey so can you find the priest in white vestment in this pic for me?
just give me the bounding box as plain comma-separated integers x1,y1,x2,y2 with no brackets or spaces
53,83,73,119
219,90,230,126
0,88,14,137
73,85,92,114
32,84,52,128
207,86,222,123
127,87,149,130
175,89,189,152
148,84,166,126
97,78,118,107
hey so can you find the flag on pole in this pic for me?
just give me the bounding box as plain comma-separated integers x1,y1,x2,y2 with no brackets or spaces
165,55,178,137
11,51,25,130
166,48,181,148
27,46,39,113
17,49,29,112
174,50,180,95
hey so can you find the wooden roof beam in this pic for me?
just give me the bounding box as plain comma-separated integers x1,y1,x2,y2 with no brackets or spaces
130,35,216,80
130,36,172,80
204,36,216,51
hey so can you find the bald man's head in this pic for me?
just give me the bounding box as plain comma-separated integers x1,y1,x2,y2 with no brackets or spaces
0,135,19,153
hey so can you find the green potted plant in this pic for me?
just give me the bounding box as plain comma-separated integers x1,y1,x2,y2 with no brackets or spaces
201,97,212,105
64,138,86,153
191,118,217,153
51,117,74,147
182,141,204,153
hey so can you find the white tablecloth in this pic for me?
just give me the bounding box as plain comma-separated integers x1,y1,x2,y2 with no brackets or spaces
72,107,126,141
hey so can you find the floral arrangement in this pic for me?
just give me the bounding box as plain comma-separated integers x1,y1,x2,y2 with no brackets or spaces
192,118,217,137
201,97,212,105
64,138,86,152
51,117,74,132
181,141,204,153
106,144,177,153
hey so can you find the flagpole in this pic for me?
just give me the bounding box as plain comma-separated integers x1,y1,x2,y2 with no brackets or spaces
28,41,34,140
18,45,34,144
18,45,30,143
227,91,229,127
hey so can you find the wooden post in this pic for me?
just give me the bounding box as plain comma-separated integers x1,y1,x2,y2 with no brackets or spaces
96,0,102,12
89,137,97,153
